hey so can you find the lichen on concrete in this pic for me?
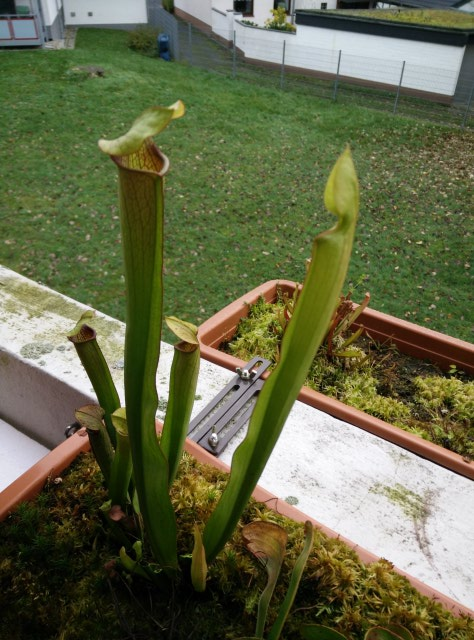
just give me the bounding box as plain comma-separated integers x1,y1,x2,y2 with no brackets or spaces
20,342,55,360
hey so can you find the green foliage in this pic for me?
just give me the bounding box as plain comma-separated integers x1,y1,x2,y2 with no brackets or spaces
265,7,296,32
412,375,474,457
338,374,412,423
331,8,474,29
202,148,358,562
414,375,474,422
68,104,358,588
127,25,160,55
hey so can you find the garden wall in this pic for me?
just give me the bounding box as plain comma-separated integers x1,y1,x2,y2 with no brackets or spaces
229,13,468,97
176,3,471,99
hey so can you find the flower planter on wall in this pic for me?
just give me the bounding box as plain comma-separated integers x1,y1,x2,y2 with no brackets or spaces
2,424,473,619
198,279,474,480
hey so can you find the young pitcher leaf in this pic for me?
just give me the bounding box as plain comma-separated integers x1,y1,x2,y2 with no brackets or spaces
267,521,314,640
98,102,185,156
165,316,199,346
111,407,128,437
203,148,358,562
191,524,208,593
243,521,287,638
75,404,113,483
75,404,105,431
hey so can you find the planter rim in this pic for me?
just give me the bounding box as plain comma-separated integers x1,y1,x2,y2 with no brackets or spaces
0,428,90,521
198,279,474,480
1,425,473,619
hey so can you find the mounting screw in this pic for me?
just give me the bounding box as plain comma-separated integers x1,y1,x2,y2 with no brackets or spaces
208,430,219,449
65,422,81,438
236,367,256,380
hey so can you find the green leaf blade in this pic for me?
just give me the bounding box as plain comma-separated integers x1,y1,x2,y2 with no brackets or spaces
203,148,359,562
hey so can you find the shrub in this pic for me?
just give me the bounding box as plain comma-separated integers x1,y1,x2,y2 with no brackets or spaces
265,7,296,32
127,26,160,56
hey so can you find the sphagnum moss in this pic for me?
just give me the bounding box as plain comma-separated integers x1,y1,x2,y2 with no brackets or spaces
225,292,474,459
1,452,473,640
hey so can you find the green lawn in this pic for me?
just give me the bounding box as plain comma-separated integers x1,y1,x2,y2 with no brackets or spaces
0,28,472,342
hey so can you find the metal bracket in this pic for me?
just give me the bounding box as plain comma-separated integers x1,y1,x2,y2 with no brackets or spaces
187,356,271,456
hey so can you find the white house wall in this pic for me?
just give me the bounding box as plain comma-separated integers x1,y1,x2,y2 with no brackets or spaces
63,0,147,26
176,0,213,26
37,0,61,27
296,23,463,93
175,0,287,27
295,0,338,9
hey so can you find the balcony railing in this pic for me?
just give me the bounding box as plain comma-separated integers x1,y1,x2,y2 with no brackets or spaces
0,13,42,46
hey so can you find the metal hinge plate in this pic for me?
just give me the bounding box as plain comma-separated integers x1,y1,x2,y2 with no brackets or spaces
187,356,271,455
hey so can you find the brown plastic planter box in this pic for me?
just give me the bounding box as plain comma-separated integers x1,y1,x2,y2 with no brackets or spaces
198,280,474,480
0,429,90,521
1,425,472,619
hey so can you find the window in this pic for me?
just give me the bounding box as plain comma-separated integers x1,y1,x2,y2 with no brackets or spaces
234,1,253,16
274,1,290,11
0,0,16,14
321,2,327,8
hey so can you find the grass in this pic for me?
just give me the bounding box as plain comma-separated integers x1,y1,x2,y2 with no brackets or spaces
0,28,472,343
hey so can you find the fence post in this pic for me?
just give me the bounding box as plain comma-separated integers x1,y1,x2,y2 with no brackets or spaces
188,22,193,65
461,82,474,130
233,30,237,79
394,60,405,115
280,40,286,90
332,50,342,101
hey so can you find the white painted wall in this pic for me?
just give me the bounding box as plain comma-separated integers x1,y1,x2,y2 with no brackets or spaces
212,7,237,41
295,23,463,93
63,0,147,26
235,18,295,63
175,0,213,25
233,19,463,95
40,0,62,27
295,0,337,9
176,0,296,27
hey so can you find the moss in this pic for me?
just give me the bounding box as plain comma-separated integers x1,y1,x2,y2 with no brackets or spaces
225,293,474,459
1,453,473,639
371,483,429,522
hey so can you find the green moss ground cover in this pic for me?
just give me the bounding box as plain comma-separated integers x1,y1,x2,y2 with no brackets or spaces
0,28,472,342
326,9,474,29
1,452,473,639
225,292,474,458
